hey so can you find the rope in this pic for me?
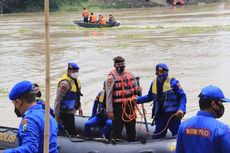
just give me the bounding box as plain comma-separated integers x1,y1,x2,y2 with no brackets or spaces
121,99,138,122
138,113,178,136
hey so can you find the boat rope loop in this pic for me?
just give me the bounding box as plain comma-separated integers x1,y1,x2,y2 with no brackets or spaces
151,113,177,136
139,113,178,136
121,98,138,122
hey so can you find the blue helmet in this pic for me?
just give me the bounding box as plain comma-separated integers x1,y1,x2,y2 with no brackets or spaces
156,63,169,71
68,62,80,70
9,81,33,100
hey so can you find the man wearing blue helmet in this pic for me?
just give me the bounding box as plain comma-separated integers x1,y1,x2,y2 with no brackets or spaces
136,63,187,139
54,62,83,136
5,81,58,153
176,85,230,153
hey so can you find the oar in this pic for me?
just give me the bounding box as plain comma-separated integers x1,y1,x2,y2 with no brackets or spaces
135,77,149,133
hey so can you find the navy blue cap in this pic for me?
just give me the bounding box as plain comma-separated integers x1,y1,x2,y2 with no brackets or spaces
156,63,169,71
9,81,33,100
199,85,230,102
68,62,80,70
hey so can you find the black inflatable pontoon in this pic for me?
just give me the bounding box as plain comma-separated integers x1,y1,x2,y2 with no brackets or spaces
0,116,176,153
73,20,120,28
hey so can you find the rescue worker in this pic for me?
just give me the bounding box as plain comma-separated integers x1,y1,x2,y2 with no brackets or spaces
82,7,89,23
97,15,102,23
84,81,112,140
108,14,116,26
136,63,187,139
106,56,141,142
4,80,58,152
98,15,107,25
172,0,185,6
54,62,83,136
89,12,97,23
176,85,230,153
32,83,54,117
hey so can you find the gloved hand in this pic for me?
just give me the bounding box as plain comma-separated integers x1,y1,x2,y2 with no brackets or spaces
78,108,83,116
131,98,138,104
176,110,184,118
136,86,142,94
108,111,114,120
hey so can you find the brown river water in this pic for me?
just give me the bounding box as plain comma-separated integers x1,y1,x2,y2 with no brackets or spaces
0,2,230,127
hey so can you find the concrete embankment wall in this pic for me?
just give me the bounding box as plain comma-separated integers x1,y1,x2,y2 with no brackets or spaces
96,0,225,7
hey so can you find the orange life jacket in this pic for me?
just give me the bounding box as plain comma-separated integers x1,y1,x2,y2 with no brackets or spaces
172,0,185,5
109,69,136,103
99,17,107,25
90,15,97,23
82,10,89,17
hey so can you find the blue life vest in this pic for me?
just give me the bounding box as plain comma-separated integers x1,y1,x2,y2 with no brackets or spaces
36,97,55,117
36,97,45,109
59,73,81,111
152,76,179,114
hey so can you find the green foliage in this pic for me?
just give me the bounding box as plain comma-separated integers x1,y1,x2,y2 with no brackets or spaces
18,28,33,34
1,0,127,13
2,0,63,13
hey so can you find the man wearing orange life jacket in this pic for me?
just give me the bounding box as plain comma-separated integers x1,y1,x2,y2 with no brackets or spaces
106,56,141,143
82,7,89,23
89,12,97,23
99,16,107,25
172,0,185,6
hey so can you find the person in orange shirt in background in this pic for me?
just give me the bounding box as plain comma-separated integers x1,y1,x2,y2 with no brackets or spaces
82,7,89,23
172,0,185,6
98,15,107,25
89,12,97,23
97,15,102,23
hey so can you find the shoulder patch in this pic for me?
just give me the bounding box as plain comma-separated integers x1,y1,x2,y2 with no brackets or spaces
21,118,28,132
107,78,112,87
59,83,67,93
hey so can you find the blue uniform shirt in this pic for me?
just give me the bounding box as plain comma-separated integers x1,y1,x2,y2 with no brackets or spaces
176,111,230,153
137,77,186,114
4,104,58,153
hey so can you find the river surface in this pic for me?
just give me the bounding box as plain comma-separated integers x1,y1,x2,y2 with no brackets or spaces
0,2,230,127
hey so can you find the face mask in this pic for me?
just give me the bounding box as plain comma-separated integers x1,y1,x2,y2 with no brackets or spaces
157,73,168,82
212,102,225,118
71,72,79,79
14,106,22,117
36,91,42,98
116,66,125,74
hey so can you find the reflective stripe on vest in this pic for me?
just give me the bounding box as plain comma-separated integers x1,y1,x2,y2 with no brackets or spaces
151,76,179,113
99,89,106,103
58,73,81,111
110,69,135,103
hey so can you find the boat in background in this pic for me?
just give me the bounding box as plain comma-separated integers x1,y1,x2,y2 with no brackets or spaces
73,20,120,28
